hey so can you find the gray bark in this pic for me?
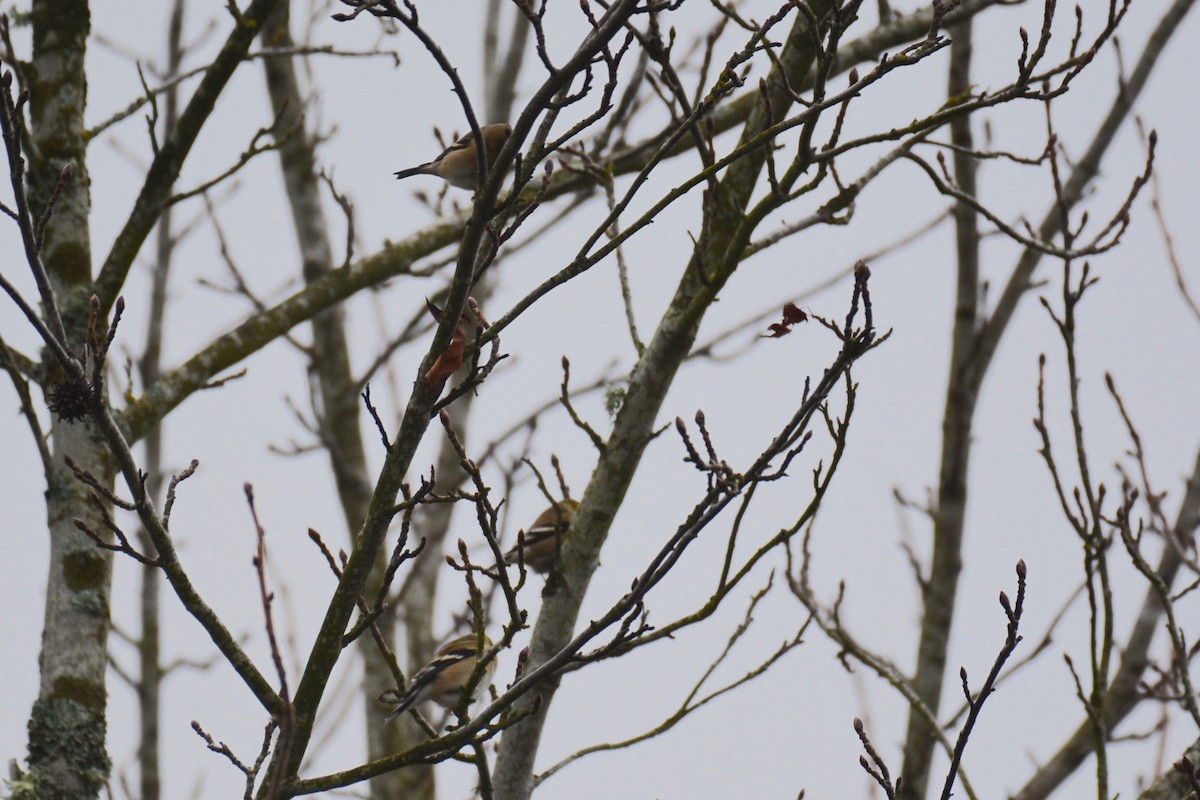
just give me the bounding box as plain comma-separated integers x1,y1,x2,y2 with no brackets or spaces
15,3,109,799
898,19,976,800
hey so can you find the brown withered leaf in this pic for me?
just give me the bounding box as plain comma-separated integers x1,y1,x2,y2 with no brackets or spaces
424,298,468,385
782,302,807,325
765,322,791,338
762,302,808,338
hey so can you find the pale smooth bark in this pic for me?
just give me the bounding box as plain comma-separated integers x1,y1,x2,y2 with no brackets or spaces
16,3,108,799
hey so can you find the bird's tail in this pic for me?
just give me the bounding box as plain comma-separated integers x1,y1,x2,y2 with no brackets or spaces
382,699,411,726
394,163,434,181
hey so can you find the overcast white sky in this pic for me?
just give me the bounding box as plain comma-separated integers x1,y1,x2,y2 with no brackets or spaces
3,1,1200,798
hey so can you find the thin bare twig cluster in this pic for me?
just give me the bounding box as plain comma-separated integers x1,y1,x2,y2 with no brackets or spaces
6,0,1195,799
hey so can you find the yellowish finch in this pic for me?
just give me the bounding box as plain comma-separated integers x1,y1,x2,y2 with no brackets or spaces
504,498,579,574
393,123,512,189
384,634,495,722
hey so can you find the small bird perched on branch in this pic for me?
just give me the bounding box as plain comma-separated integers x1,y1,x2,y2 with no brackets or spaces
384,634,495,722
504,498,580,574
393,123,512,189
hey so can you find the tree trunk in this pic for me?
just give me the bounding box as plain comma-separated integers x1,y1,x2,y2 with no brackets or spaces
15,3,109,799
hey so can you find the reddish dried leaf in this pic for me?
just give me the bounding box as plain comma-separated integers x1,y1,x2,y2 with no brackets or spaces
765,322,792,338
425,323,466,384
423,298,468,385
762,302,808,339
781,302,807,325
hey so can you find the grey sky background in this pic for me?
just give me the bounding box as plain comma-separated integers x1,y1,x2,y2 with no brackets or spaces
3,1,1200,797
